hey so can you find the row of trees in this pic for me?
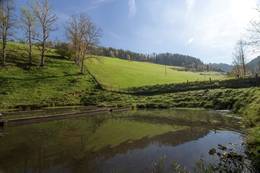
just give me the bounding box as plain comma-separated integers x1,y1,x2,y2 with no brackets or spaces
55,43,226,73
0,0,101,74
0,0,57,66
150,53,205,71
90,47,215,72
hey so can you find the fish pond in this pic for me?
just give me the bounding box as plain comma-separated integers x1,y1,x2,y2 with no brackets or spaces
0,109,256,173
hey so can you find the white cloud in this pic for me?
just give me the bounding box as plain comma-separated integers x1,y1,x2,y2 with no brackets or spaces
185,0,195,16
187,0,259,62
134,0,260,63
128,0,136,18
187,37,194,45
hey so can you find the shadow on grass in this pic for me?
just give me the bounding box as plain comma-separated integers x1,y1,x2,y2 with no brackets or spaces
0,73,83,81
5,50,39,69
3,47,69,69
45,54,68,60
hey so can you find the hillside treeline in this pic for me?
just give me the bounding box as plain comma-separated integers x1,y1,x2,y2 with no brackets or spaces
91,47,207,71
53,43,222,72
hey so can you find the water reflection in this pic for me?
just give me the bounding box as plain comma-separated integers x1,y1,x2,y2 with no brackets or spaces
0,109,251,173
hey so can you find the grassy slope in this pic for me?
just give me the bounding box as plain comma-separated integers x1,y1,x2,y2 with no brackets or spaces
86,56,226,89
82,88,260,125
0,43,95,109
0,43,226,109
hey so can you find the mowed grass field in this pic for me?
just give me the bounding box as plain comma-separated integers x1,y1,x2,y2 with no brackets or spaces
86,57,227,89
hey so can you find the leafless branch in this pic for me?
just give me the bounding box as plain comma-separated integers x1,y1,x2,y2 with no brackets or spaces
66,13,101,73
33,0,57,66
0,0,15,66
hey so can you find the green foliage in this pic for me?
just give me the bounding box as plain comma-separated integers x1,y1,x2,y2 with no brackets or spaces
247,126,260,169
54,42,73,59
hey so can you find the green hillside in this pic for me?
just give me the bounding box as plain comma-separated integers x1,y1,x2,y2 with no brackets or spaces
86,57,226,89
0,43,96,109
0,43,227,109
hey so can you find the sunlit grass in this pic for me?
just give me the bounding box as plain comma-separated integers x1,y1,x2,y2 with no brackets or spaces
0,42,95,109
86,56,227,89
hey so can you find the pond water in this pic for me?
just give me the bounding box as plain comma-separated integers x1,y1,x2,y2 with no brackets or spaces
0,109,255,173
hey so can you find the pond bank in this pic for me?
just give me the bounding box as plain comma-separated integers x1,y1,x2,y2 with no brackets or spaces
0,106,131,126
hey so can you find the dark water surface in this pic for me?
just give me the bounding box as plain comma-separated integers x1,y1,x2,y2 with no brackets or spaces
0,109,254,173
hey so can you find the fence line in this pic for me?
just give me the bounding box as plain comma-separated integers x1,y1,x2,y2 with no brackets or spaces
101,77,260,95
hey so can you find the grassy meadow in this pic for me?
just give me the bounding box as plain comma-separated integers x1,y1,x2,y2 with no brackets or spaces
86,56,226,89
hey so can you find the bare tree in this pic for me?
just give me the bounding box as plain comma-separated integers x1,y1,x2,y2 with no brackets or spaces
33,0,57,66
21,5,36,65
248,7,260,76
0,0,15,66
232,40,247,77
232,62,241,78
248,7,260,46
66,15,81,65
66,14,101,74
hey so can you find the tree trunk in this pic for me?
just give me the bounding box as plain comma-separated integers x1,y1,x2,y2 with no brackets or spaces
242,63,246,77
40,42,45,66
2,38,6,66
40,28,46,67
28,28,32,65
29,43,32,65
80,57,85,74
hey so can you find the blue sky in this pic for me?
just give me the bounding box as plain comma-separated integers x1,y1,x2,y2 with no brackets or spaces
17,0,260,64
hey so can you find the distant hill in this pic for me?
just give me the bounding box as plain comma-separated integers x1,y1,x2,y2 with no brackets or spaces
91,47,206,71
247,56,260,74
150,53,204,70
59,43,229,72
208,63,233,73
